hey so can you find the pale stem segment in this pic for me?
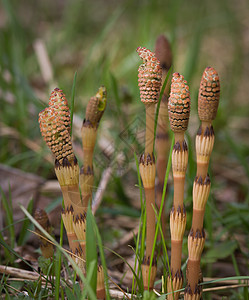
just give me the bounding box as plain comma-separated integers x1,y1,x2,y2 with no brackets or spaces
144,187,156,257
145,103,155,156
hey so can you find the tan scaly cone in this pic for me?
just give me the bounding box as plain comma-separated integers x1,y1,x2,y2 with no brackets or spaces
184,67,220,300
137,46,162,290
154,34,173,240
167,73,190,300
38,88,80,252
34,208,54,259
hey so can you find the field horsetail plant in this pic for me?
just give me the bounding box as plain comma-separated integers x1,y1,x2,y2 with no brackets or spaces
38,88,81,255
38,86,107,298
185,67,220,300
137,46,162,290
167,73,190,299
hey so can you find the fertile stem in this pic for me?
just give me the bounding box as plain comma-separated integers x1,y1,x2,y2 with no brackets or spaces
137,46,162,290
185,67,220,299
38,88,81,254
167,73,190,300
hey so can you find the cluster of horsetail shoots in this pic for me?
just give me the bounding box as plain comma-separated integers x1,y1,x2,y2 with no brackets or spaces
154,34,172,239
167,73,190,299
37,45,221,299
137,46,162,290
34,208,54,259
39,87,107,298
185,67,220,299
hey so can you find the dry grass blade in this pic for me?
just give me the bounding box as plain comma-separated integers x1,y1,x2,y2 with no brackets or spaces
28,229,85,262
108,276,131,300
92,166,112,215
203,283,249,293
33,39,55,88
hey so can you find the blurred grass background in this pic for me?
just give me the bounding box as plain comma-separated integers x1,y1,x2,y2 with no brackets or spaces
0,0,249,298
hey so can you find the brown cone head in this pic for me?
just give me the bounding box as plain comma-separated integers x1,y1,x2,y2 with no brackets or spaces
137,46,162,103
198,67,220,122
155,34,172,71
34,208,51,231
85,86,107,127
168,72,190,132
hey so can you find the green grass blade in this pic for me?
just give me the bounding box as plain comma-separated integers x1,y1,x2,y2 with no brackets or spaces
55,217,64,300
91,212,110,300
105,246,143,292
0,187,15,249
148,137,174,292
0,230,13,263
86,206,97,300
132,152,146,294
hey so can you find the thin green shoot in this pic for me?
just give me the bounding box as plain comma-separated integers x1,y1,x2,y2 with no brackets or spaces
55,216,64,300
231,253,241,281
104,246,143,293
132,152,146,295
93,212,111,300
86,204,98,300
153,206,170,294
0,187,15,250
147,138,174,292
0,237,53,287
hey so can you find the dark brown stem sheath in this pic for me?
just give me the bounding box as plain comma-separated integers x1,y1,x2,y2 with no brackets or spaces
145,187,155,257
